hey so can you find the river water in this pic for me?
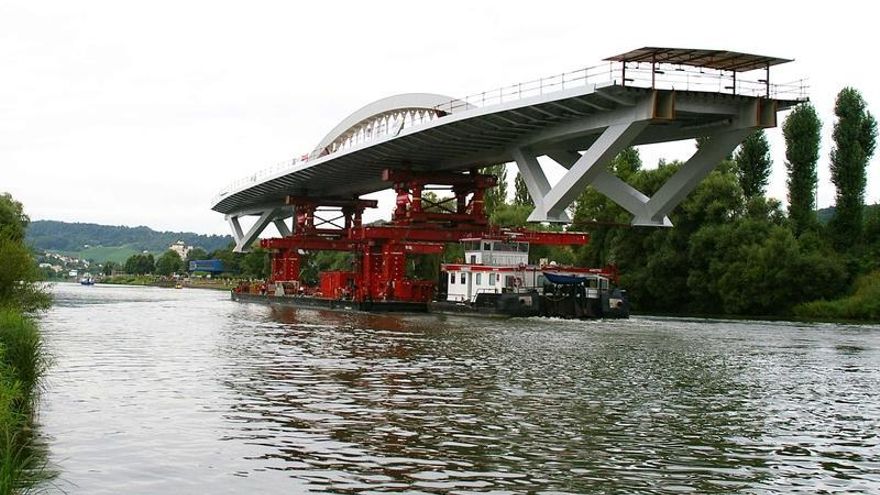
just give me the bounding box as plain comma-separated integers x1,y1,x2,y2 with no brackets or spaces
37,283,880,494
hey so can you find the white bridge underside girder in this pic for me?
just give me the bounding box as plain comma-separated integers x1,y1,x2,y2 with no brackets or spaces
224,89,778,251
228,207,293,252
511,92,765,225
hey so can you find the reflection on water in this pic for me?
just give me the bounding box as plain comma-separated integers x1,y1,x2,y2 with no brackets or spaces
39,284,880,494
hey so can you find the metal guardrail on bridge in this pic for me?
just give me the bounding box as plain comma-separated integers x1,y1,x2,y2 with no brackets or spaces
212,61,808,207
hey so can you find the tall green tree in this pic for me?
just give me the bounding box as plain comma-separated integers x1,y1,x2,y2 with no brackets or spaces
830,87,878,247
0,193,28,241
102,261,118,276
124,253,155,275
783,103,822,234
0,193,50,311
241,247,270,279
610,147,641,180
481,164,508,216
185,247,208,263
155,250,183,276
513,172,533,207
734,130,772,199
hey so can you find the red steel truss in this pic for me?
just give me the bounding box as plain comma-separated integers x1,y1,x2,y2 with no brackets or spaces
260,169,591,303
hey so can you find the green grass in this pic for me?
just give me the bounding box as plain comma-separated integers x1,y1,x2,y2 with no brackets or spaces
793,270,880,322
100,274,154,286
70,245,143,264
0,309,51,494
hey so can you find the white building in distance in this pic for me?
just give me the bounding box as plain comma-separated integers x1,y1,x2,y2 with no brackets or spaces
169,240,192,259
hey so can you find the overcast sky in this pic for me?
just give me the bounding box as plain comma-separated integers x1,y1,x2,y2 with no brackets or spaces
3,1,878,235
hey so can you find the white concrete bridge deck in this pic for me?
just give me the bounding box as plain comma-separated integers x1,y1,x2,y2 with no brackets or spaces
212,48,805,251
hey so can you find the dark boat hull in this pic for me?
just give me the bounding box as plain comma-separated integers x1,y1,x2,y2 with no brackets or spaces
232,288,628,319
231,291,428,313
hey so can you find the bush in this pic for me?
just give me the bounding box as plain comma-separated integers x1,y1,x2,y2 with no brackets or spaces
0,236,51,313
793,270,880,321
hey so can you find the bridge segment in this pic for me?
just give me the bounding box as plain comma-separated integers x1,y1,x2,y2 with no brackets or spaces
213,48,804,252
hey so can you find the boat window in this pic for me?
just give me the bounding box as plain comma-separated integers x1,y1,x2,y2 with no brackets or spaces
483,242,491,251
450,273,455,284
460,273,466,284
470,255,476,264
600,278,609,290
476,273,482,285
588,278,598,288
489,273,496,285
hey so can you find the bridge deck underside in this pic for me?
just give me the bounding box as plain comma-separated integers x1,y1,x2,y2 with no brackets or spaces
213,84,798,216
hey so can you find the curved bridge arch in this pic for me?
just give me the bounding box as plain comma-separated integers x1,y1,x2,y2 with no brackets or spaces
313,93,473,156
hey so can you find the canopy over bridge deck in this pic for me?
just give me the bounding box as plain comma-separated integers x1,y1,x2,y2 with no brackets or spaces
605,47,795,97
212,48,805,252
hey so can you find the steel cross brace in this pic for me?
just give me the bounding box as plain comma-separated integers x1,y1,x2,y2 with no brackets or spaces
512,120,648,223
513,126,754,226
227,207,288,252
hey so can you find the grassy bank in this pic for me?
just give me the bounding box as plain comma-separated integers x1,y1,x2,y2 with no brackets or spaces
793,271,880,322
0,309,49,494
101,275,236,291
99,275,154,286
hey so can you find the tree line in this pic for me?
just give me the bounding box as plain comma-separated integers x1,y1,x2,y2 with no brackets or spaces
118,244,270,279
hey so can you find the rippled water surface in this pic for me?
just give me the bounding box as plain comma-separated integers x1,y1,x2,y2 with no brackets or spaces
38,283,880,493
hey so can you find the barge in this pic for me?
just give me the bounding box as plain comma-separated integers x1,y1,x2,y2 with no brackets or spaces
232,187,629,320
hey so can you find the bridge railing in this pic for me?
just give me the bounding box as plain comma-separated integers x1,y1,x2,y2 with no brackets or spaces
432,62,808,113
616,64,808,99
433,64,617,113
213,62,807,207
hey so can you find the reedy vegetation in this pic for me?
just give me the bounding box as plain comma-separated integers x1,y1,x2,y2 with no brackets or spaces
0,193,52,494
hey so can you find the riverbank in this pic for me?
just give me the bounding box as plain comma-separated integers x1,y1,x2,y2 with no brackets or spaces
99,275,236,291
0,309,49,494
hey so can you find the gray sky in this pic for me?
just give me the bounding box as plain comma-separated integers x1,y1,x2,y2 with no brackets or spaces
3,1,878,235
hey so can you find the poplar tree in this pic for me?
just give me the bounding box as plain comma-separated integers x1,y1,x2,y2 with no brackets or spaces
783,103,821,234
513,172,534,207
481,164,508,216
830,87,878,247
734,130,772,198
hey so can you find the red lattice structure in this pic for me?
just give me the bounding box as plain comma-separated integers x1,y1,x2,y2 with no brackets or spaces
260,169,591,304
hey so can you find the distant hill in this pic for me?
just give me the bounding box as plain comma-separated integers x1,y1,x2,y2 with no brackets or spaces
817,207,835,224
26,220,232,262
817,204,879,225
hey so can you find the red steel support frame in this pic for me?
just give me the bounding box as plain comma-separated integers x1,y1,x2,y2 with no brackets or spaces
260,169,591,304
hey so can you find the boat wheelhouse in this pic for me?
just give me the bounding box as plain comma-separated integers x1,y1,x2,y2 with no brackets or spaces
442,236,613,303
435,236,626,319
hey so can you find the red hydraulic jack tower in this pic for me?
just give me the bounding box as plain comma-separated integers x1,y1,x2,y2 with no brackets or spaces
259,169,591,308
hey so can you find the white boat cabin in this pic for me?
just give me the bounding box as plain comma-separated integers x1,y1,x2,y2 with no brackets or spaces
442,237,609,302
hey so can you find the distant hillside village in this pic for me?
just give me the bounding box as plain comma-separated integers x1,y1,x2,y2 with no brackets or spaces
25,219,233,281
38,239,203,280
26,220,231,258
